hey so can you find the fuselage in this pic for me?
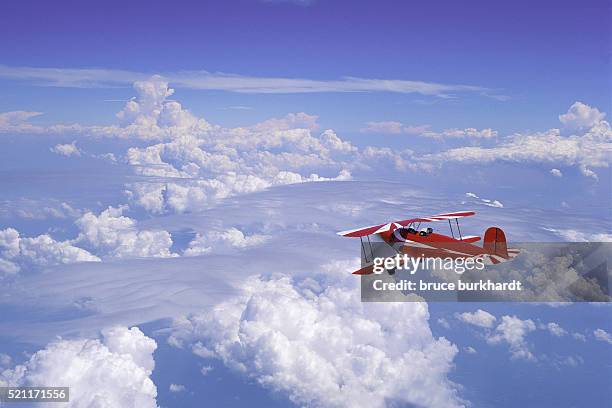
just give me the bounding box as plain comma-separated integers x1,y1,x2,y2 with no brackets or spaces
389,228,488,260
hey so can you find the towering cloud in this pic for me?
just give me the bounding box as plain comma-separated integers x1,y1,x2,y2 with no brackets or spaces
559,101,606,130
0,228,100,276
75,206,175,258
169,270,464,408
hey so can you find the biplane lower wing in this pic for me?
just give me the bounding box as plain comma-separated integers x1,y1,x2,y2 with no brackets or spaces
352,263,375,275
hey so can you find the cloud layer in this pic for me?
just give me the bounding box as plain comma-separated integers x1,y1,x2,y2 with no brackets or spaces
1,74,608,185
0,65,493,98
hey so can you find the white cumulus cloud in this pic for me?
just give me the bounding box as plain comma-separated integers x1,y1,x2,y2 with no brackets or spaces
169,383,186,393
486,315,536,361
0,326,158,408
593,328,612,344
185,227,269,256
0,227,100,276
559,101,606,130
544,322,567,337
427,114,612,179
550,168,563,177
101,84,356,214
51,141,81,157
76,206,175,258
168,272,464,408
456,309,497,328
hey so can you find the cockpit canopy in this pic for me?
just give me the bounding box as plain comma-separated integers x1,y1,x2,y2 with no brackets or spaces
401,226,433,238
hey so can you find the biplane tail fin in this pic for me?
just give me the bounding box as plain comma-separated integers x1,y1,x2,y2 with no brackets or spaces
483,227,509,258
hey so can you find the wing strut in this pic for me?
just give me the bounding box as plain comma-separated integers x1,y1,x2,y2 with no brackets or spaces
448,219,455,238
455,219,463,240
360,236,375,263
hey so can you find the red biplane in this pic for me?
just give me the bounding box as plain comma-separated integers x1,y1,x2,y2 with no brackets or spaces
337,211,519,275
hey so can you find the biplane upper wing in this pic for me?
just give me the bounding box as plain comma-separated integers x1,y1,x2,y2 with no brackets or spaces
412,211,475,222
336,211,475,237
336,221,414,238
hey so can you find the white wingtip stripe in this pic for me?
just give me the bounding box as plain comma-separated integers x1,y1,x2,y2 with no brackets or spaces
336,223,382,236
374,223,392,234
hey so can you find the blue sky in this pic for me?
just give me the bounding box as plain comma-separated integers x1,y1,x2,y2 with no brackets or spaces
1,0,610,132
0,1,611,407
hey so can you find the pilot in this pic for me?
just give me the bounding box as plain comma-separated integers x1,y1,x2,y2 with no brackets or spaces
419,227,434,236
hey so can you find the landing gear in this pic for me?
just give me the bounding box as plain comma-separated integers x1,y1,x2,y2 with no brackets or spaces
387,268,396,276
